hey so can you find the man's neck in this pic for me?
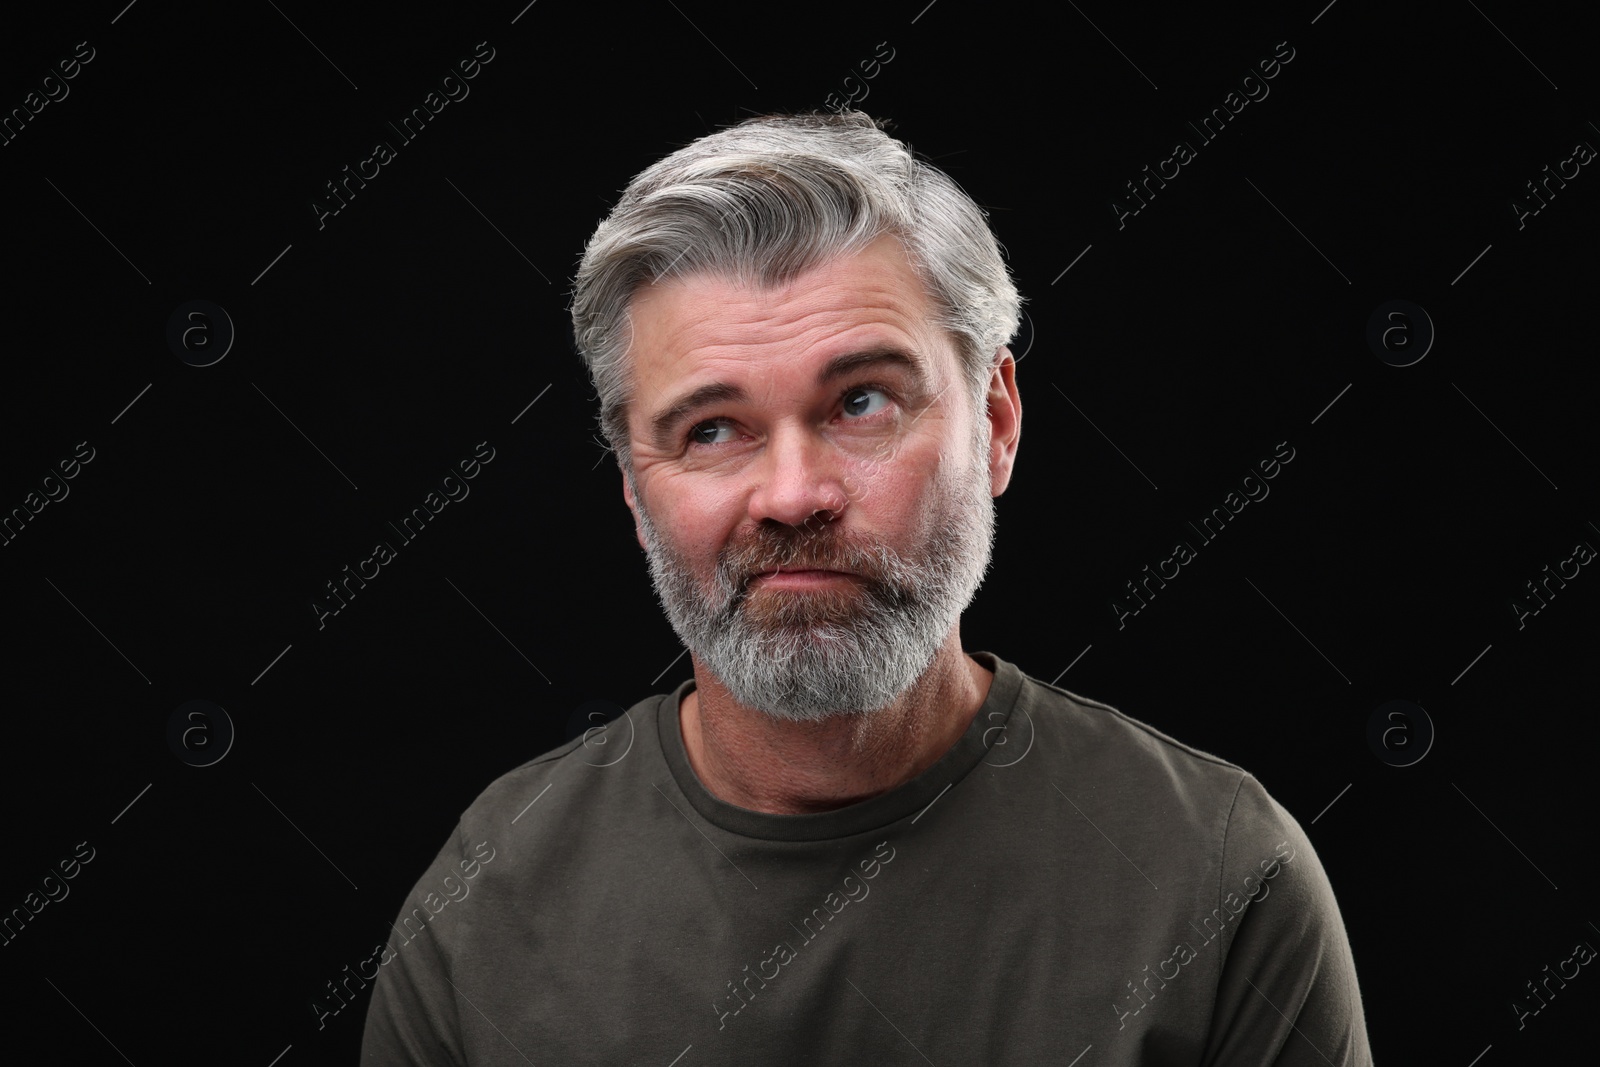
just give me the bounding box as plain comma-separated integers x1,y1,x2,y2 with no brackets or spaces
677,638,994,815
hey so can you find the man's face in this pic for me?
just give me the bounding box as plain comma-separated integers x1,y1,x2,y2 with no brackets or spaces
621,235,1009,723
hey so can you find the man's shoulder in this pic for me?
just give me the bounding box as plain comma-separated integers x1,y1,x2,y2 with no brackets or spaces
1016,665,1245,779
1006,663,1309,890
452,692,664,836
1001,661,1260,833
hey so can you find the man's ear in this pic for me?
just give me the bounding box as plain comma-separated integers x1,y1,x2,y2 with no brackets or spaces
985,345,1022,496
621,467,647,551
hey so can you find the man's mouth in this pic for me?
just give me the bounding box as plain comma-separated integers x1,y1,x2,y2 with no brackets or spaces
751,567,859,585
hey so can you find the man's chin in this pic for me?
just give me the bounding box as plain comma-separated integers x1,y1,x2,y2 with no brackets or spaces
731,612,867,652
742,601,868,635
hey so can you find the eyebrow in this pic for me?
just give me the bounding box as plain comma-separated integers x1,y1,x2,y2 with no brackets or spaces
647,347,933,451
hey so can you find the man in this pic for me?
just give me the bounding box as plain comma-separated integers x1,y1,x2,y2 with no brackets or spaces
362,111,1373,1064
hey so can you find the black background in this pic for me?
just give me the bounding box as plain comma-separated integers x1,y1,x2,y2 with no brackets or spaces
2,0,1595,1062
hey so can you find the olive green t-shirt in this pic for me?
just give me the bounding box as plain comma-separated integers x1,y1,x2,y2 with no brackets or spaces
361,651,1373,1065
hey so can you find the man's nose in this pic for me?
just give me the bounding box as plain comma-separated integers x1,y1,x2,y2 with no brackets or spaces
745,423,851,530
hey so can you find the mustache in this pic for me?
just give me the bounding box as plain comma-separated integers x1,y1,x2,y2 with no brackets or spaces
728,533,875,584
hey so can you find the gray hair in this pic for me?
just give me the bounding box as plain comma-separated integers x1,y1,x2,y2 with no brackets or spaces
569,110,1023,481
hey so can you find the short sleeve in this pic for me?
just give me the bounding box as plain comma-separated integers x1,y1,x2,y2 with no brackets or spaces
1198,774,1374,1066
360,824,473,1066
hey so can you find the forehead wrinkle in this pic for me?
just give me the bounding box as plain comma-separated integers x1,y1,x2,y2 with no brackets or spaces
643,290,927,393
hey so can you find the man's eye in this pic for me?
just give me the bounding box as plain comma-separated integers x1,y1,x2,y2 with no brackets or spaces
841,385,891,419
684,386,894,449
686,419,734,447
